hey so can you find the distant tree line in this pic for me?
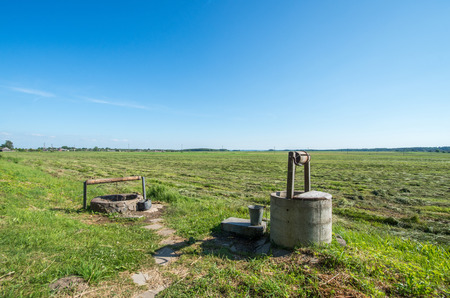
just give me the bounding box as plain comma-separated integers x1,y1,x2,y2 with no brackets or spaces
3,142,449,153
331,147,450,153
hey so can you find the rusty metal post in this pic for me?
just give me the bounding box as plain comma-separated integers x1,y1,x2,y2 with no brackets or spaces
142,176,146,200
304,160,311,192
286,151,295,199
83,181,87,209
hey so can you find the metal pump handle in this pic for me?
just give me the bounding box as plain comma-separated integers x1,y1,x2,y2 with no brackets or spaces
286,151,311,199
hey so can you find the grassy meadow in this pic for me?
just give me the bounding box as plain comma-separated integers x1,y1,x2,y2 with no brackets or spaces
0,151,448,297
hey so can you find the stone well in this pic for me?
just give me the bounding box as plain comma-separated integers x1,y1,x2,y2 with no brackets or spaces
90,193,143,213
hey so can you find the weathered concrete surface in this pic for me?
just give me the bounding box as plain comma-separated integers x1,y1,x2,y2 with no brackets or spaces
270,190,332,248
142,223,164,230
154,247,179,266
157,228,176,237
135,286,166,298
90,193,143,213
221,217,266,238
131,272,148,286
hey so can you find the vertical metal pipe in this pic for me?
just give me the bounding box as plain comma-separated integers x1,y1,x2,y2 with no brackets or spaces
286,152,295,199
142,177,146,200
83,181,87,209
304,161,311,192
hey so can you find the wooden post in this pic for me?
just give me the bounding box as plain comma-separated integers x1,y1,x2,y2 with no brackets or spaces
286,151,295,199
83,181,87,209
304,161,311,192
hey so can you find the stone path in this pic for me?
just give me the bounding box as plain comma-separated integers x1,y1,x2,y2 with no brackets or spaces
132,204,185,298
131,205,294,297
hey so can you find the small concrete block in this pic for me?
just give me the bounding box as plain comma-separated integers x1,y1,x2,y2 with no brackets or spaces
142,223,163,230
154,247,178,266
157,228,176,237
131,272,148,286
221,217,266,238
149,218,163,223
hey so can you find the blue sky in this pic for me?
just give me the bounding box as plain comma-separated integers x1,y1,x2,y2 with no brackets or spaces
1,0,449,150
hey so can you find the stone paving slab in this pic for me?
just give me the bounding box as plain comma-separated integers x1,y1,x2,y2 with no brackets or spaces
154,247,179,266
159,237,185,246
142,223,164,230
157,228,176,237
135,286,166,298
131,272,148,286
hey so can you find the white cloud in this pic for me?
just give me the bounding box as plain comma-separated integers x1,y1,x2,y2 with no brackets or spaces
83,97,151,111
9,87,55,98
112,138,129,142
0,132,11,136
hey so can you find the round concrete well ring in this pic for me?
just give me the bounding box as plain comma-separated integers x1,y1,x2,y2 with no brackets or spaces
90,193,143,213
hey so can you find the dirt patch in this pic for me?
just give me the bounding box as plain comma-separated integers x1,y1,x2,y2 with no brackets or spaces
317,272,370,297
49,275,89,294
139,268,172,290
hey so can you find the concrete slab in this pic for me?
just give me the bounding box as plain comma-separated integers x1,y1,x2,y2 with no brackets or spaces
154,247,179,266
142,223,163,230
294,190,332,200
159,237,185,246
131,272,148,286
221,217,266,238
135,286,167,298
157,228,176,237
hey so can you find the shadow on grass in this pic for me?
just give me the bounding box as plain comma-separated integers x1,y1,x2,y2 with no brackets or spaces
189,223,292,260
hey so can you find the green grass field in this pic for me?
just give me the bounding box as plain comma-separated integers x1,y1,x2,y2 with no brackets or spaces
0,151,448,296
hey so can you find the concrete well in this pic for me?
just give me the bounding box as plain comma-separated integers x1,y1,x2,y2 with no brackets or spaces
270,190,332,248
90,193,143,213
